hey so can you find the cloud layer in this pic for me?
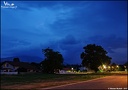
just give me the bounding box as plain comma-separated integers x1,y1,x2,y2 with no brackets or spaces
1,1,127,64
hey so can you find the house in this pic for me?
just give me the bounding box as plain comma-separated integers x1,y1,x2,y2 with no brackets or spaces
1,60,37,74
59,68,75,74
79,66,87,72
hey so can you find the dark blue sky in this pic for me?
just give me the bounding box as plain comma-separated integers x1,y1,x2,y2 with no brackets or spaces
1,1,127,64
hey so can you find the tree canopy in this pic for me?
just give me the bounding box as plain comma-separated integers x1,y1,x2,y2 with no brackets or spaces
13,58,20,62
41,48,64,73
80,44,112,72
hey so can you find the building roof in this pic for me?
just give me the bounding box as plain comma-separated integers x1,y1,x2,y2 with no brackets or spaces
2,61,37,70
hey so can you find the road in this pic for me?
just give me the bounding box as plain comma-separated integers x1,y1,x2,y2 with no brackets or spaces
42,75,127,89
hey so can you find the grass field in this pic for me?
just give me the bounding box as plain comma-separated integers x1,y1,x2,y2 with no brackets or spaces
1,72,127,89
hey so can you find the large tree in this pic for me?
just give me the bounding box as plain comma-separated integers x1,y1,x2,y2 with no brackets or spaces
41,48,64,73
13,58,20,62
80,44,112,72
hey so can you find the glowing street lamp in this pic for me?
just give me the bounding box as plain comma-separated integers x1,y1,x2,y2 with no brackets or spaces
116,65,119,71
116,65,119,68
103,65,106,69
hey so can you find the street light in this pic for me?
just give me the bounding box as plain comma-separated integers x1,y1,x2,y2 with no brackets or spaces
116,65,119,68
71,68,74,71
103,65,106,69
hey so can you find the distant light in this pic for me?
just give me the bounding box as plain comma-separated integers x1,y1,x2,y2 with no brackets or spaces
112,66,114,68
116,65,119,68
103,65,106,69
108,66,110,68
71,68,73,70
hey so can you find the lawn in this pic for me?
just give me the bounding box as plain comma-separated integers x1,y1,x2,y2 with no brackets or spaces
1,72,127,89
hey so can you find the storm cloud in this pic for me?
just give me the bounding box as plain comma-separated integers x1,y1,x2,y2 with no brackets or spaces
1,1,127,64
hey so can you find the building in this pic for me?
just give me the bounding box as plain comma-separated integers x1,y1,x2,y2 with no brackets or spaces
1,60,37,74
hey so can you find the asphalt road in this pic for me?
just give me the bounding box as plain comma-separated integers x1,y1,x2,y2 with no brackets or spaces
42,75,127,90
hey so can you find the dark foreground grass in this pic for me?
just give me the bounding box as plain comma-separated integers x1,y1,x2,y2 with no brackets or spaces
1,72,127,85
1,72,127,89
1,72,110,85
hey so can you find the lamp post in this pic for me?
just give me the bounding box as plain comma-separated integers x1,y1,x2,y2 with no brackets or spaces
103,65,106,69
71,68,74,72
116,65,119,71
103,64,106,72
124,66,127,71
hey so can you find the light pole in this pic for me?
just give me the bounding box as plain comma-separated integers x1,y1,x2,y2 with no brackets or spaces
71,68,74,72
116,65,119,71
103,64,106,71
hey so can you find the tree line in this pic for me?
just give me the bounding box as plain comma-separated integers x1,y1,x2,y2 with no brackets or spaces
3,44,127,73
41,44,112,73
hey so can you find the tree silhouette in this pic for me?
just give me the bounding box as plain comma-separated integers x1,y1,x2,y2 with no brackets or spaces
41,48,64,73
80,44,112,72
13,58,20,62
